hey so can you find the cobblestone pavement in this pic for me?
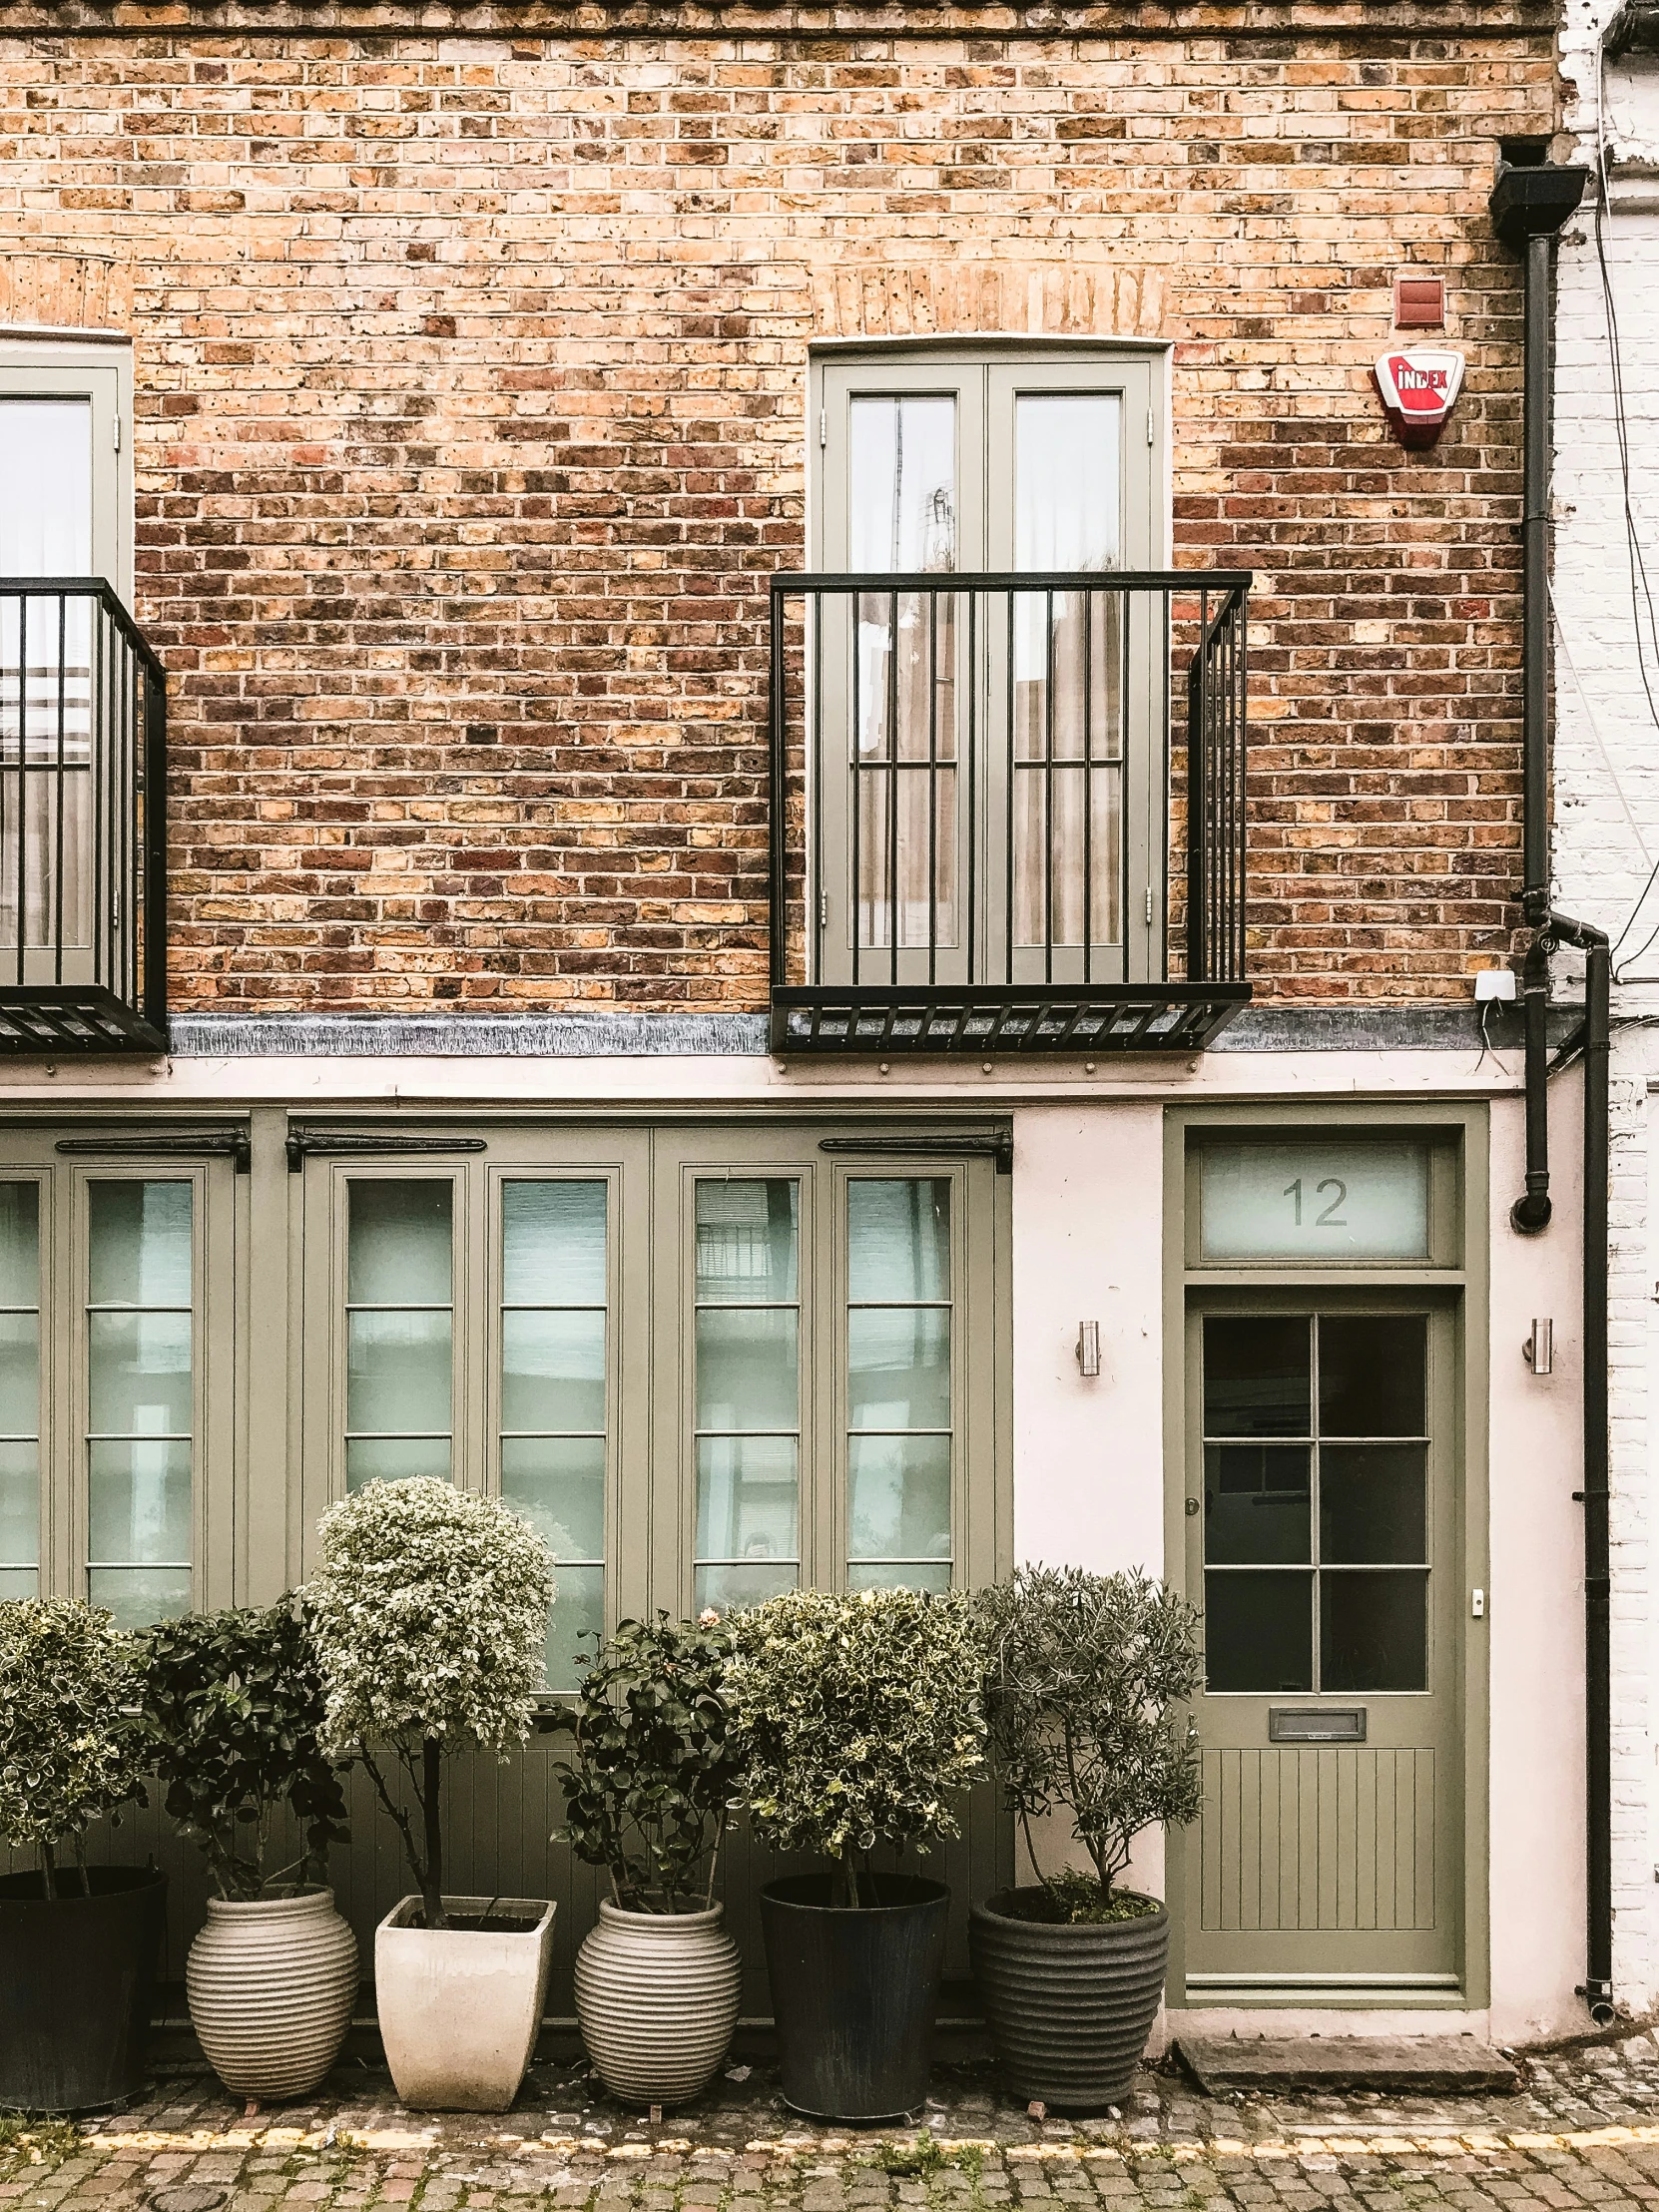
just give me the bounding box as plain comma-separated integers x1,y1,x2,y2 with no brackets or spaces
11,2035,1659,2212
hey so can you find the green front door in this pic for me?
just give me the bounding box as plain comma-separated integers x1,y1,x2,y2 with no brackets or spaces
1182,1296,1462,2000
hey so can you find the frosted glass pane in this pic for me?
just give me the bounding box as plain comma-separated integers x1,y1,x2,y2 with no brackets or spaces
695,1181,798,1304
90,1566,189,1629
0,1568,36,1600
847,1307,950,1431
347,1181,451,1304
850,397,956,573
847,1433,951,1562
696,1308,799,1431
696,1434,800,1566
503,1181,607,1306
347,1310,451,1435
501,1310,605,1434
0,1184,39,1305
1015,394,1120,573
847,1180,950,1302
546,1564,604,1694
849,1561,951,1595
500,1434,605,1560
89,1437,191,1564
89,1313,192,1436
0,401,92,576
0,1440,38,1565
0,1315,38,1435
1200,1142,1430,1263
695,1560,799,1614
89,1183,192,1308
345,1436,450,1487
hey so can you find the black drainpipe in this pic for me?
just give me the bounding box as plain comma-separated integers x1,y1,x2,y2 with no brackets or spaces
1489,142,1614,2025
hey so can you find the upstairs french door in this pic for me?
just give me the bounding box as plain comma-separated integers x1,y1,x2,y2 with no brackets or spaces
814,350,1162,989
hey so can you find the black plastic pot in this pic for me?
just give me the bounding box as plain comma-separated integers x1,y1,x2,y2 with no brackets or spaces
759,1873,949,2120
969,1888,1168,2113
0,1866,167,2112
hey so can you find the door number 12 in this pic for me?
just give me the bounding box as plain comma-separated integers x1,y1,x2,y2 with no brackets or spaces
1284,1177,1348,1228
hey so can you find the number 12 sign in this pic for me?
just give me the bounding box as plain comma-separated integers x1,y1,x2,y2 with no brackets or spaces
1199,1141,1431,1262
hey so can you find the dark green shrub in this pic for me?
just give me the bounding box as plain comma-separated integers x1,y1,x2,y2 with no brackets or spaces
142,1602,349,1901
551,1612,740,1913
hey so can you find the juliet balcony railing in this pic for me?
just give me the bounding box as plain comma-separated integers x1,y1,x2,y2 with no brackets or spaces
767,569,1251,1054
0,581,167,1053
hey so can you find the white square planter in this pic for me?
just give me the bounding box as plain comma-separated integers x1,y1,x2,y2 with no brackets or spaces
374,1895,555,2112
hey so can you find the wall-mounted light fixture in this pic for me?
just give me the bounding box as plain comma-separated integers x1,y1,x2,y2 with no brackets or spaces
1523,1318,1554,1375
1075,1322,1101,1378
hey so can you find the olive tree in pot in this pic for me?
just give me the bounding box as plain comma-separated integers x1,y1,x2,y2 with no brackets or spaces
142,1601,355,2105
304,1478,555,2113
0,1598,159,2113
553,1611,743,2107
725,1586,985,2123
971,1566,1203,2113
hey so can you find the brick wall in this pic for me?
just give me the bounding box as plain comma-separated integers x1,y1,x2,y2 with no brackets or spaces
0,17,1556,1010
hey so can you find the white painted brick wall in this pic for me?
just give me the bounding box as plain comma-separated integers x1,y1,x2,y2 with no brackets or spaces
1556,0,1659,2011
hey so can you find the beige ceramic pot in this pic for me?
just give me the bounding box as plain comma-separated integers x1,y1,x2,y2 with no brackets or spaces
575,1900,741,2106
187,1886,358,2101
374,1895,555,2112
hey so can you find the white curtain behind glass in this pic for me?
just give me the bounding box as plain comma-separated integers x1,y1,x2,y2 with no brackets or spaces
1012,393,1125,948
0,400,97,959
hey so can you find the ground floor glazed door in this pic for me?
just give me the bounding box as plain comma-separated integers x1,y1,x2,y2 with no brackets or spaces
1181,1294,1463,2001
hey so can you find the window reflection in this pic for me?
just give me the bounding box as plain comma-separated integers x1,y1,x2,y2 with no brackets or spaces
87,1181,191,1627
694,1180,801,1612
845,1180,952,1593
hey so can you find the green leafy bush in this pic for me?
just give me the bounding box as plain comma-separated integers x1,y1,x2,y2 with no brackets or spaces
977,1565,1202,1919
304,1477,554,1929
141,1602,349,1902
551,1612,739,1914
724,1586,985,1904
0,1598,148,1899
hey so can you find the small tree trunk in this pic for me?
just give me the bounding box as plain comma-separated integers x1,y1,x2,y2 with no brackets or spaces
39,1840,57,1903
420,1736,446,1930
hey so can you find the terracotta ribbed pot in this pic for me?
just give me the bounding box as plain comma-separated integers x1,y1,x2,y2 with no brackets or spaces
575,1900,741,2106
969,1888,1168,2113
187,1886,357,2101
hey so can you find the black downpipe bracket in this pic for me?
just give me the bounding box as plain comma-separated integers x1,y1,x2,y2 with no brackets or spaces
1489,144,1614,2024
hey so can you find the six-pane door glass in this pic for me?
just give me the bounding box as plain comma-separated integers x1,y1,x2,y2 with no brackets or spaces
1202,1312,1429,1695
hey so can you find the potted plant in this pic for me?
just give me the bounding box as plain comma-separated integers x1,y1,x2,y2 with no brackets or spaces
724,1586,985,2122
971,1565,1203,2113
0,1597,161,2112
142,1601,356,2105
552,1610,743,2107
304,1477,555,2113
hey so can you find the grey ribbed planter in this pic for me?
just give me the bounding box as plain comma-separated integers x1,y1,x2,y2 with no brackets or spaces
575,1901,742,2107
969,1889,1168,2113
188,1886,358,2101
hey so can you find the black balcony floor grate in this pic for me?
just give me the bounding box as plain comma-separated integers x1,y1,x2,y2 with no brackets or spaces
771,982,1251,1055
0,987,167,1054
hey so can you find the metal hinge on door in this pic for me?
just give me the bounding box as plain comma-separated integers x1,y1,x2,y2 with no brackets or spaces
819,407,828,449
819,890,829,929
113,414,121,453
1145,887,1155,925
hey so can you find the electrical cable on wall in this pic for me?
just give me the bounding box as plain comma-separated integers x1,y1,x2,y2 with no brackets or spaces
1578,37,1659,977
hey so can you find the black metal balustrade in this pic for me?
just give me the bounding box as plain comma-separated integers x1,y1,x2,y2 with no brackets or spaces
768,569,1251,1054
0,581,167,1052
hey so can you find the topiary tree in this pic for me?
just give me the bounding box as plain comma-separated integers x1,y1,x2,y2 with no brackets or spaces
141,1601,350,1902
304,1478,554,1930
551,1611,740,1914
723,1586,985,1908
976,1565,1203,1921
0,1597,149,1900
